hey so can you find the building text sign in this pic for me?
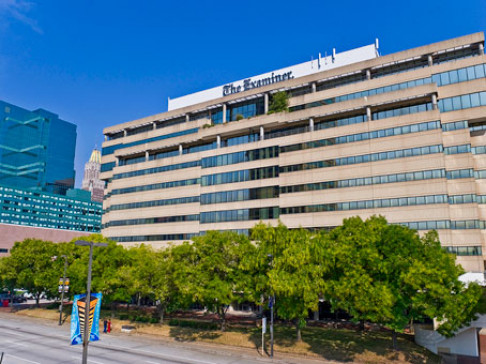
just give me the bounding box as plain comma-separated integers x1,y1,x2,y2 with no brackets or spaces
222,71,294,97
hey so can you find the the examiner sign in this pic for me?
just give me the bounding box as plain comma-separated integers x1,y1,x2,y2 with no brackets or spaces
222,71,294,96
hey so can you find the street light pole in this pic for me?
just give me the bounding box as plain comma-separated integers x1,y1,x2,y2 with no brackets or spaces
59,255,68,326
267,254,275,359
75,240,108,364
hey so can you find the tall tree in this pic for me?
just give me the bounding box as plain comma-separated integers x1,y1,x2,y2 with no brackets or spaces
0,239,59,306
324,216,482,349
172,231,253,331
249,223,328,341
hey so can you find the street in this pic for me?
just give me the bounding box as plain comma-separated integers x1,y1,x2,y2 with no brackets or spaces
0,314,325,364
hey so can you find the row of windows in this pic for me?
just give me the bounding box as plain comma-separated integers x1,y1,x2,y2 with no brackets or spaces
290,77,433,112
472,146,486,155
226,98,264,121
281,145,443,173
438,91,486,112
280,194,448,215
200,207,279,224
445,246,482,256
280,121,440,154
442,120,468,132
101,128,199,156
149,149,179,161
111,178,200,195
108,196,200,211
443,144,471,155
201,166,278,186
101,162,116,173
113,160,201,180
104,214,199,227
280,169,446,194
200,186,279,205
372,102,433,120
446,169,474,179
202,146,278,169
432,63,486,86
399,220,486,230
110,233,198,243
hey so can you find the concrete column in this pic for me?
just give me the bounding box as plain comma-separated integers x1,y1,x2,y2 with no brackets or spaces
104,135,107,141
432,94,438,110
260,126,264,141
309,118,314,132
179,144,183,155
311,82,317,93
366,106,372,121
479,328,486,363
145,151,149,161
480,43,485,56
264,93,269,114
123,129,127,137
313,310,319,321
222,104,227,123
216,135,221,148
186,114,190,123
115,157,119,166
366,69,371,80
152,122,157,130
427,54,433,67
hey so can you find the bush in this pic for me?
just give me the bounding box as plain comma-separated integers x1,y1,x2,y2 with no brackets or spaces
118,314,129,320
46,302,59,310
235,114,244,121
168,319,218,330
267,91,289,114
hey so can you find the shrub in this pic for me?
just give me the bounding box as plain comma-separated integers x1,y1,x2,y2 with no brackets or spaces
235,114,244,121
267,91,289,114
168,319,218,330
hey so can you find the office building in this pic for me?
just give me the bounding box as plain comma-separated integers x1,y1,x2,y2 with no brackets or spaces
0,101,102,254
0,101,76,195
101,33,486,272
82,148,104,202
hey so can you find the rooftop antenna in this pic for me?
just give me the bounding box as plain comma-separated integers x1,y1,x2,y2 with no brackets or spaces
332,48,336,63
311,55,314,69
375,38,380,57
324,51,328,65
318,53,321,69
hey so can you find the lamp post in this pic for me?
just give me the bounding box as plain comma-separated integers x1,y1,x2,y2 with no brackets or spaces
59,255,68,326
75,240,108,364
267,254,275,359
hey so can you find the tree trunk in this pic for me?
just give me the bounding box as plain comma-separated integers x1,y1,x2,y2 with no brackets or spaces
35,294,40,307
296,321,302,342
157,302,165,323
110,302,116,318
359,320,365,332
220,308,226,332
392,330,398,351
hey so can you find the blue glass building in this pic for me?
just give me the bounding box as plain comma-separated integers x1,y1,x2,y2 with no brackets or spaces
0,100,101,233
0,101,76,194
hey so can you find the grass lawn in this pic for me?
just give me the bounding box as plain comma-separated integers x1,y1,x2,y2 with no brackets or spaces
15,308,439,363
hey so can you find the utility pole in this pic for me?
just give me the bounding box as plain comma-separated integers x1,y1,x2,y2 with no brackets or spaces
75,240,108,364
59,255,68,326
267,254,275,359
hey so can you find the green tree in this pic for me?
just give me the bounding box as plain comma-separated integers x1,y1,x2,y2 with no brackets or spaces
172,231,253,331
66,235,131,305
267,91,289,114
249,223,327,341
0,239,59,306
324,216,482,349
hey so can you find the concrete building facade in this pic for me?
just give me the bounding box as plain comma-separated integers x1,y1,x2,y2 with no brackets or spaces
101,33,486,272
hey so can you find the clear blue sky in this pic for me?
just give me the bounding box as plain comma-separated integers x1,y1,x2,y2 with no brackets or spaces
0,0,485,187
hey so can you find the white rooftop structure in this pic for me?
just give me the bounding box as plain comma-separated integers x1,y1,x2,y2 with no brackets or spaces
168,42,379,111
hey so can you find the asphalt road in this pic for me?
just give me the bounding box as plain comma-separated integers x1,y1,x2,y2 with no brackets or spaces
0,314,326,364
